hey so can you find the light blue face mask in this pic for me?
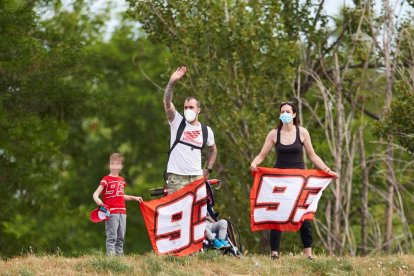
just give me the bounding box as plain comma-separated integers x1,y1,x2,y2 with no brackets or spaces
279,113,293,125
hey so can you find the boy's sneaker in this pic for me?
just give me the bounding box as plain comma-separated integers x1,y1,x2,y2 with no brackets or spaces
212,239,224,249
219,240,231,248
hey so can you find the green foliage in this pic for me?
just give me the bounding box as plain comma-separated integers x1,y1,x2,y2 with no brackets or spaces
0,0,100,255
0,0,167,256
373,82,414,155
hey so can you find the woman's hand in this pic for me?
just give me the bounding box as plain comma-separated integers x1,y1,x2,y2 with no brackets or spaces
250,162,259,172
134,196,143,203
328,170,338,178
324,167,338,178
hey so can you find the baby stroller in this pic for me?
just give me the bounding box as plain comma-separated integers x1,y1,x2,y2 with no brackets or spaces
202,179,243,257
149,179,243,257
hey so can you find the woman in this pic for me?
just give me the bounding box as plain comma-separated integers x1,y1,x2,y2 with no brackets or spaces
250,101,337,260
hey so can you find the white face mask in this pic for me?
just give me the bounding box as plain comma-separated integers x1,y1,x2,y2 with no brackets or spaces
184,109,197,122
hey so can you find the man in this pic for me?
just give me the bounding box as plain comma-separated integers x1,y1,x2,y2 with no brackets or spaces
163,66,217,194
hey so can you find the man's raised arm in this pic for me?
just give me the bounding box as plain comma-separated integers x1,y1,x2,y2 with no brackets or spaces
163,66,187,122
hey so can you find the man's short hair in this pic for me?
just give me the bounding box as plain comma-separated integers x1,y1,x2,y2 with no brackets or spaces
110,153,124,164
185,97,200,108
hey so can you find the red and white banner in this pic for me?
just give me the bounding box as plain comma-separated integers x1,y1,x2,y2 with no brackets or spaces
140,178,207,256
250,167,333,232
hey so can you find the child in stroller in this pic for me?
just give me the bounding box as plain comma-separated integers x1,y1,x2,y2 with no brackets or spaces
205,214,231,249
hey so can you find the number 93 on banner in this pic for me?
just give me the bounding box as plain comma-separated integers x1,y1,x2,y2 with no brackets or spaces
250,167,334,232
140,178,207,256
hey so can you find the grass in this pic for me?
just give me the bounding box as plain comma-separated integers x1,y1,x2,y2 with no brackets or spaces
0,252,413,275
86,256,134,273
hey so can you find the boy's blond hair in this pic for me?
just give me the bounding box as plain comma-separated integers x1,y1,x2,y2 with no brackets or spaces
110,153,124,164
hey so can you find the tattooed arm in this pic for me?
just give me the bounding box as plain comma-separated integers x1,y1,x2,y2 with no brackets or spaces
163,81,176,122
203,144,217,179
163,66,187,122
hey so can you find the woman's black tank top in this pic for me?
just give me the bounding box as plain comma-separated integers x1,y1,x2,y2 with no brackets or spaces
274,125,305,169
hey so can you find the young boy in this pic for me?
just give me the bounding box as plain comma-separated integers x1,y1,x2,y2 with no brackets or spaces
92,153,143,256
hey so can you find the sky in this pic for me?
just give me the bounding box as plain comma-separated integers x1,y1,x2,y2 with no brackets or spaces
324,0,355,14
324,0,412,18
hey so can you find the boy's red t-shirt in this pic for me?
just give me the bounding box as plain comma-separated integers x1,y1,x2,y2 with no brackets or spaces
99,175,127,214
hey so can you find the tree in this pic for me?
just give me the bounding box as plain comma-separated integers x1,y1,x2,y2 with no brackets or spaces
0,0,169,256
0,0,100,255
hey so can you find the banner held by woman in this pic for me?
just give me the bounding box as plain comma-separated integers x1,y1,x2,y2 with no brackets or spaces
250,167,333,232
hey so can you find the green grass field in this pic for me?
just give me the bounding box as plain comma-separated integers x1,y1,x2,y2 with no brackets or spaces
1,251,413,275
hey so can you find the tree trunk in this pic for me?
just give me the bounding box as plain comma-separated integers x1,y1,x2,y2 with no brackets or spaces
358,126,369,256
384,144,394,252
382,0,395,253
326,199,333,254
333,53,344,253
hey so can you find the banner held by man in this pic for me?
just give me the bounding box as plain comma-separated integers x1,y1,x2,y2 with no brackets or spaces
140,178,207,256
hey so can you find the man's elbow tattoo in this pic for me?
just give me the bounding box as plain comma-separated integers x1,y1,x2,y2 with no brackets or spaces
167,109,175,121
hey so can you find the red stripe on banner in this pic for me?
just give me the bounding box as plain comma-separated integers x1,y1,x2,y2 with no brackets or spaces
140,177,207,256
250,167,333,232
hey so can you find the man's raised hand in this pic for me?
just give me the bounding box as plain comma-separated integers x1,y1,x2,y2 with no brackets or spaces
169,66,187,83
164,66,186,122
